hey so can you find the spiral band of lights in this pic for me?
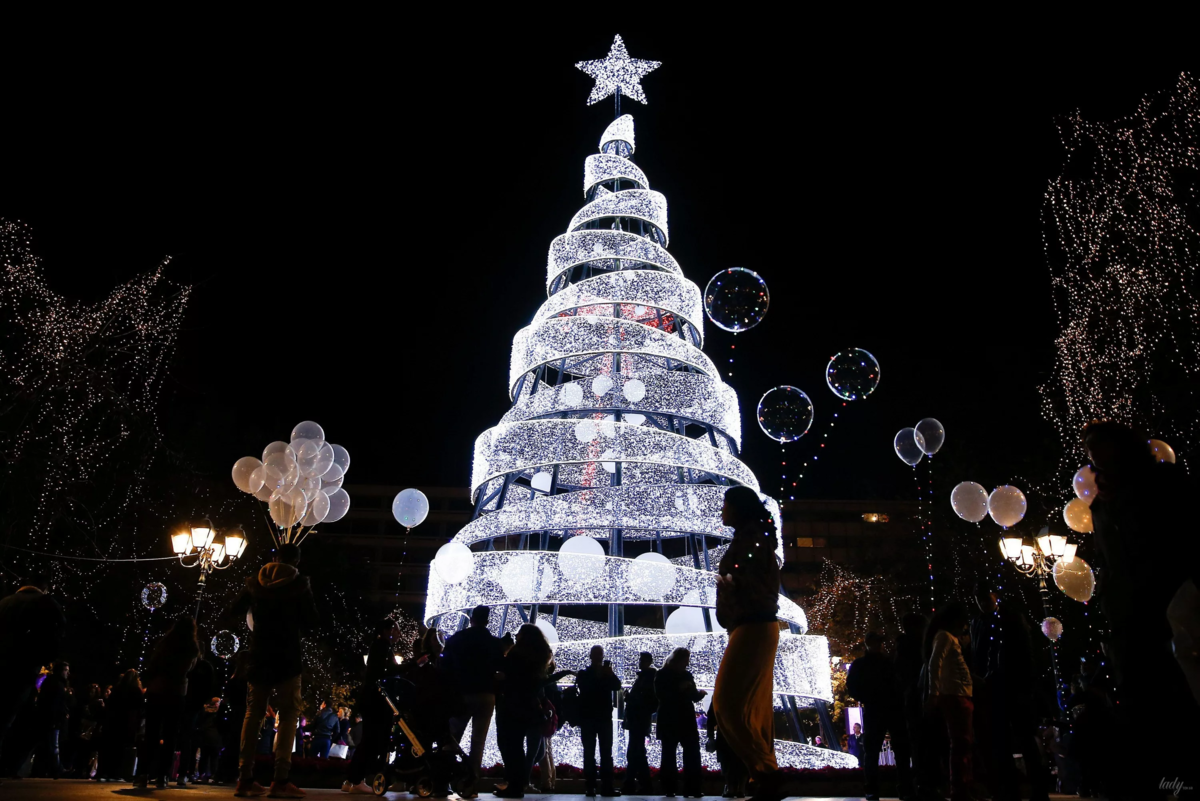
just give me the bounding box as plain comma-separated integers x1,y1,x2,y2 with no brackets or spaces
584,154,650,192
567,189,669,244
547,230,681,291
533,270,704,344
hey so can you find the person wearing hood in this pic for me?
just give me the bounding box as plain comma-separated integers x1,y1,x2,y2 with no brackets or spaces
223,543,318,799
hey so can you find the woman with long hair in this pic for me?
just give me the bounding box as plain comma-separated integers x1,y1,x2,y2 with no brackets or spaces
656,647,706,797
712,485,783,801
135,615,199,789
494,624,552,798
924,601,972,801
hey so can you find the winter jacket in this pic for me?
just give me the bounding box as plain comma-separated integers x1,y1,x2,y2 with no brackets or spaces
575,663,621,722
846,650,898,709
224,562,319,685
184,659,215,711
441,625,504,695
715,521,780,631
0,587,66,680
145,636,199,696
312,707,338,737
928,631,972,698
37,674,71,729
623,667,658,727
654,667,704,741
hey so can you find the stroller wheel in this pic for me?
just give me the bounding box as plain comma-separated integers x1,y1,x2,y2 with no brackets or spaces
415,777,434,797
371,772,389,796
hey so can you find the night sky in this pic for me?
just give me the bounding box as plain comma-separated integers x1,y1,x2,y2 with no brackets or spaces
6,28,1194,508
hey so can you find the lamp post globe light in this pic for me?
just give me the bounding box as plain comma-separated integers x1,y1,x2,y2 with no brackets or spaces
171,518,249,616
998,527,1076,701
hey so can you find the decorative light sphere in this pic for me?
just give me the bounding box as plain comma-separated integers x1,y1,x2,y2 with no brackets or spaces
825,349,880,401
914,418,945,456
1063,498,1093,533
950,482,989,523
433,542,474,585
1041,617,1064,641
561,383,584,406
703,267,769,333
1053,557,1095,602
559,535,606,582
141,582,168,611
211,630,240,660
756,386,814,443
392,488,430,529
987,485,1027,528
1149,439,1176,463
593,374,614,397
1073,466,1098,505
622,378,647,402
534,619,560,652
629,551,676,599
499,554,557,601
894,428,925,466
665,606,709,636
531,471,553,493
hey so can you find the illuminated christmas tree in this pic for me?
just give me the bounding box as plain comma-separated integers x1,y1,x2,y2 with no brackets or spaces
423,37,855,770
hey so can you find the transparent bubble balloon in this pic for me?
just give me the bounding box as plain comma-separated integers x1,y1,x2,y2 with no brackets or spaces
1041,617,1063,641
534,619,560,652
1053,557,1095,602
329,444,351,474
950,482,989,523
987,485,1027,528
211,630,240,660
232,457,263,494
392,488,429,529
915,418,945,456
432,542,474,584
1063,498,1093,533
141,582,168,611
826,348,881,401
703,267,769,333
290,421,325,446
1073,466,1098,505
894,428,925,466
558,535,605,582
756,386,814,443
1149,439,1176,463
630,552,676,600
262,441,295,462
323,488,351,523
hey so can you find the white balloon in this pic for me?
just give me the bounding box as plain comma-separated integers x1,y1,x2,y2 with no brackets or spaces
309,490,331,522
321,474,344,491
292,437,321,462
392,488,429,529
269,489,306,528
665,605,724,636
915,418,945,456
950,482,989,523
593,374,614,397
324,488,351,522
531,472,553,493
1073,466,1098,505
1064,498,1093,533
232,457,263,494
630,552,676,600
290,420,325,445
988,485,1027,528
321,462,345,484
534,619,560,652
330,444,351,473
252,475,274,502
560,383,584,407
622,379,646,402
433,542,474,584
304,442,335,478
262,440,295,462
894,428,925,466
1041,617,1063,641
1149,439,1176,463
559,535,605,582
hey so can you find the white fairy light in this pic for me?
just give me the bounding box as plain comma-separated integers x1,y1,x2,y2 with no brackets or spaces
533,270,704,341
584,153,649,192
547,229,681,292
599,115,636,153
575,36,660,107
568,189,669,243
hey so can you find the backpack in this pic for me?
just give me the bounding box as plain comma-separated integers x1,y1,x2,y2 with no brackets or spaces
557,686,581,729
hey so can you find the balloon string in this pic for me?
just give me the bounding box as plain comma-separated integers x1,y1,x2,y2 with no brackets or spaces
784,402,844,499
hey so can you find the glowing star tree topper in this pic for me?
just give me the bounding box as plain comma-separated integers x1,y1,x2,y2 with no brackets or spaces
575,34,661,107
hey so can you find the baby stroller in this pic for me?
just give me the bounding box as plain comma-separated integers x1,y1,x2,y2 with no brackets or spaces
368,676,472,797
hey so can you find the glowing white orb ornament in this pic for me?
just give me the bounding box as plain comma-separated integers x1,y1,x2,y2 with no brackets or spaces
559,535,606,582
534,619,560,652
392,489,430,529
987,486,1027,528
531,472,553,493
825,349,880,401
1149,439,1176,463
1073,466,1098,505
1053,557,1096,602
914,418,945,456
561,383,584,406
629,551,676,599
593,375,614,397
499,554,557,601
211,630,240,660
433,542,474,585
1041,617,1063,641
950,482,989,523
141,582,168,611
1063,498,1093,533
756,387,814,443
574,419,598,443
622,378,647,402
894,428,925,466
703,267,769,333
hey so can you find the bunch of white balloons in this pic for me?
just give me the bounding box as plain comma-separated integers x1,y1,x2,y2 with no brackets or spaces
894,418,945,466
950,481,1027,528
231,421,352,535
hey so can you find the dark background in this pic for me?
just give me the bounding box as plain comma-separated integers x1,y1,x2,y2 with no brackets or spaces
4,26,1194,503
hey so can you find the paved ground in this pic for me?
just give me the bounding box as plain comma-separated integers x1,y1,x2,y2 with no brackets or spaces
0,779,1083,800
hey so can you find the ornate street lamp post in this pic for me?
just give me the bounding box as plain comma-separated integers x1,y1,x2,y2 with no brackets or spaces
171,518,249,616
999,528,1076,704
